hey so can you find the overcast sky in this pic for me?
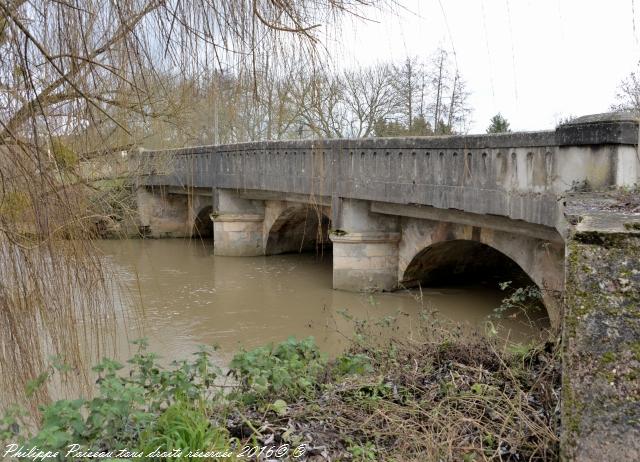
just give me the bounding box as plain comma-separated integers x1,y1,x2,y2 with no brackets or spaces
329,0,640,133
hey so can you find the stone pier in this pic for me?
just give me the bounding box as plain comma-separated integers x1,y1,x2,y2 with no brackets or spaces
331,199,400,291
213,189,265,256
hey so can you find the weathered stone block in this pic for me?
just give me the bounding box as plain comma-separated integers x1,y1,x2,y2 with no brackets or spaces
365,243,396,257
562,229,640,461
213,214,265,256
331,232,400,292
332,267,399,292
222,221,251,232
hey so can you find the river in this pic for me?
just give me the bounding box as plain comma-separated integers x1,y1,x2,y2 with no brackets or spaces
95,239,550,366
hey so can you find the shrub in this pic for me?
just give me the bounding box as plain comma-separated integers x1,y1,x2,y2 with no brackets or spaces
228,336,326,401
51,139,78,170
0,340,224,459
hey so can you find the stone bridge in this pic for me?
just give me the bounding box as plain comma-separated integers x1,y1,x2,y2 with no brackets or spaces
132,112,640,461
134,112,639,329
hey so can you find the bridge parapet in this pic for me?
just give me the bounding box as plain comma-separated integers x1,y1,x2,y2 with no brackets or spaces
135,112,639,234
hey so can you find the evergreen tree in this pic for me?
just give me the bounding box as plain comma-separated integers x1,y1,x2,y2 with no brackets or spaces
408,115,433,136
486,113,511,133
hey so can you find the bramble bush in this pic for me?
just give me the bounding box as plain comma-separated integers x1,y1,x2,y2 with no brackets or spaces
228,336,327,402
1,336,369,460
1,339,231,460
1,329,559,461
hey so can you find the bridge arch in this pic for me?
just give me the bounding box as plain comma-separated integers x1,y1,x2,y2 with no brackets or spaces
401,240,531,287
398,218,564,326
192,205,213,239
264,202,331,255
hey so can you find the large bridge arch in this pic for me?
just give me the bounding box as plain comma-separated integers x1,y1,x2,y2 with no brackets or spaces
398,218,564,326
263,201,331,255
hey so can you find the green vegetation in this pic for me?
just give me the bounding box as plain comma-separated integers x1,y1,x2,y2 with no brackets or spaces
492,281,545,325
50,139,78,170
0,191,31,221
2,326,560,461
486,113,511,134
228,336,326,402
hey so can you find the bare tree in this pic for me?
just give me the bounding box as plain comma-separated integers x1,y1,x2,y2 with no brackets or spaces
341,63,398,137
428,48,451,134
446,72,472,134
0,0,386,406
611,67,640,115
393,57,424,131
290,66,348,138
370,51,471,137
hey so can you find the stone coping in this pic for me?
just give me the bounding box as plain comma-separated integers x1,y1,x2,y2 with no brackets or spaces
564,193,640,234
138,112,638,157
329,232,401,244
556,111,639,146
212,213,264,222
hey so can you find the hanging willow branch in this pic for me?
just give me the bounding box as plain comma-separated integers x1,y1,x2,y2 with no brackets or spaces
0,0,387,409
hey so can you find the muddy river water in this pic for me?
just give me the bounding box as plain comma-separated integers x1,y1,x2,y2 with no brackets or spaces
98,239,549,364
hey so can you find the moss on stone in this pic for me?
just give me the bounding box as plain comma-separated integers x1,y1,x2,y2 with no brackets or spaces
630,342,640,362
572,231,631,249
562,231,640,460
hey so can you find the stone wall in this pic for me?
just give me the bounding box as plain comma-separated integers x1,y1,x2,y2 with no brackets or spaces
562,195,640,461
136,186,211,238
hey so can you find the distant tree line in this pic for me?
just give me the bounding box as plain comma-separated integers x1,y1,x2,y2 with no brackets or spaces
86,48,473,150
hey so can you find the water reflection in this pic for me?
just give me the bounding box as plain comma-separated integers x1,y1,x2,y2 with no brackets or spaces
98,239,549,364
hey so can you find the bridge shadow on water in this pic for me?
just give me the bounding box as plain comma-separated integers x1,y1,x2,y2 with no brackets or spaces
401,239,550,329
265,205,332,257
184,202,549,344
193,205,214,239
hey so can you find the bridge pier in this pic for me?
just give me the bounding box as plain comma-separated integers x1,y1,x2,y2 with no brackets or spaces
136,186,211,238
213,189,265,256
213,214,264,256
330,199,400,292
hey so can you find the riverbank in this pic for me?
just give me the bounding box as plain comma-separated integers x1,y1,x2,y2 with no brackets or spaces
1,318,560,461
